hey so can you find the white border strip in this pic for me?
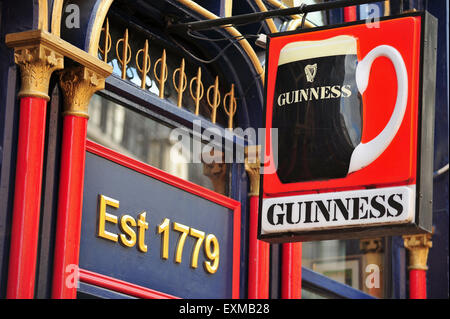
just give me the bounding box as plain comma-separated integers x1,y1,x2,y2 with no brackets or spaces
261,185,416,234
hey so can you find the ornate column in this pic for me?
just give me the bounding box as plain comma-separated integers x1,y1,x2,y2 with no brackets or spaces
52,66,108,299
245,145,270,299
403,233,432,299
5,33,63,298
360,237,384,298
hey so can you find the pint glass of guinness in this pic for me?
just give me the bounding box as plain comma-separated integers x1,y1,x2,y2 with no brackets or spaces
273,35,407,183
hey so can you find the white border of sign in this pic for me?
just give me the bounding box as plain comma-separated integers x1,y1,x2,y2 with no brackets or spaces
261,185,415,235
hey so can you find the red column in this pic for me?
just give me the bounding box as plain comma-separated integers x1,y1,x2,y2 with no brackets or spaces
6,97,48,298
248,196,270,298
281,242,302,299
51,66,108,299
344,6,357,22
52,115,88,299
409,269,427,299
4,38,63,299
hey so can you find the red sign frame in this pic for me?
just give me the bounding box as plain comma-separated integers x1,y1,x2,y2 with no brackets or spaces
258,12,436,242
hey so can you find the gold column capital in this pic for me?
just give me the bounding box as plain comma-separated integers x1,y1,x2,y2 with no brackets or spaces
12,44,64,100
245,145,261,196
59,66,106,118
403,233,433,270
6,30,113,105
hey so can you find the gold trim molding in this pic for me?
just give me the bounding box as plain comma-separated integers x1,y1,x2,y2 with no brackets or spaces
59,66,106,118
87,0,115,56
6,29,112,103
254,0,278,33
38,0,49,31
51,0,65,36
245,145,261,196
403,233,433,271
6,30,112,79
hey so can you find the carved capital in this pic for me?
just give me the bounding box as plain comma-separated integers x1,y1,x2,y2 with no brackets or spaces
403,233,433,270
202,149,227,195
59,66,105,118
245,145,260,196
14,44,64,100
6,29,112,109
360,237,384,254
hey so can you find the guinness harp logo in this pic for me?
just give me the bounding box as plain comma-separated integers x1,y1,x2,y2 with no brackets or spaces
304,63,317,82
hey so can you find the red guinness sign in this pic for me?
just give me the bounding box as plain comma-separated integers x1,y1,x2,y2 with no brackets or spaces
259,12,437,242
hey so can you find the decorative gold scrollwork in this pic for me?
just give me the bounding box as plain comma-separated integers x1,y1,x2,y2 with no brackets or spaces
154,49,168,98
99,18,111,63
207,76,221,123
97,19,240,128
136,39,151,89
189,67,204,115
172,58,187,108
116,29,131,80
223,83,237,130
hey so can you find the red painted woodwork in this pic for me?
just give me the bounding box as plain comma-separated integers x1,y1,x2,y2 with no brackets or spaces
79,269,179,299
281,242,302,299
52,115,88,299
7,97,47,299
409,269,427,299
248,196,270,299
52,137,241,298
86,140,241,298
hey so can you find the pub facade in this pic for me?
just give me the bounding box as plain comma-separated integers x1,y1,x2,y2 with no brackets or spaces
0,0,448,299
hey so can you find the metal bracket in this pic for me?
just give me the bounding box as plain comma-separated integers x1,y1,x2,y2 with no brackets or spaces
167,0,387,33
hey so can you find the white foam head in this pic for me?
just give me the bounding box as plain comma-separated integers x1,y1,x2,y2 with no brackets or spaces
278,35,358,66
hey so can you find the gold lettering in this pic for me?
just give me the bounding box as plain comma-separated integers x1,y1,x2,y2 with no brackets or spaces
119,215,137,248
173,222,190,263
98,195,119,242
137,211,148,253
204,234,220,274
190,228,205,269
158,217,170,259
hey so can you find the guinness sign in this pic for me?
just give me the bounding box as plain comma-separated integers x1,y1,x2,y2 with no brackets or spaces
259,12,437,242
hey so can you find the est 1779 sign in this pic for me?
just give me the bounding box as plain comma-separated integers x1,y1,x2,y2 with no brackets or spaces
258,12,437,243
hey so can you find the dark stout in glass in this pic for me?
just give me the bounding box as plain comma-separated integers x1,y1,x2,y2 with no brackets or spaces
273,36,362,183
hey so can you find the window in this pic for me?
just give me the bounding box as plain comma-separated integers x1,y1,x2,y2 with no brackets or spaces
85,10,251,197
87,94,228,194
302,237,389,298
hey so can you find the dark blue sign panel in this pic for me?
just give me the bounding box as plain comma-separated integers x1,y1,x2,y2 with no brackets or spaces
79,141,240,299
